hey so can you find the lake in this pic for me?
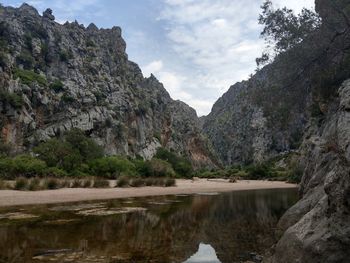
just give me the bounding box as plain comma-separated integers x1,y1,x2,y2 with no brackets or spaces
0,188,298,263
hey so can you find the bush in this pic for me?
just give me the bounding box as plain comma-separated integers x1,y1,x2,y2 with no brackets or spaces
16,51,34,69
129,177,144,187
89,156,136,178
11,155,47,178
13,68,47,86
153,177,165,186
43,178,60,190
116,176,129,187
145,177,155,186
147,158,176,177
81,179,92,188
28,178,41,191
0,179,8,190
155,148,193,177
14,177,28,190
92,178,110,188
164,178,176,187
0,90,24,109
49,80,64,93
71,179,83,188
43,167,67,178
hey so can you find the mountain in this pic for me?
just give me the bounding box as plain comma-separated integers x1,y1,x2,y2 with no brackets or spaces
204,0,350,261
0,4,216,168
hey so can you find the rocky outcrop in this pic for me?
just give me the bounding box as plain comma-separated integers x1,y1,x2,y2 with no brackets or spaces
267,79,350,263
0,4,215,167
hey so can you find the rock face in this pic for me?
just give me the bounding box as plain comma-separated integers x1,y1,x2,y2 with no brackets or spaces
204,0,350,261
268,79,350,263
0,4,215,167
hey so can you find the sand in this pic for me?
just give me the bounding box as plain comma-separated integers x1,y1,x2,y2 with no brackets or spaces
0,179,297,207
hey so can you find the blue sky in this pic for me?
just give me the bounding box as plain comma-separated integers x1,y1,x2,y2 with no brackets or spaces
2,0,314,116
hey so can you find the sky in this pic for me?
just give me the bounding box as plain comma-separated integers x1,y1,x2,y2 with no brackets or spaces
2,0,315,116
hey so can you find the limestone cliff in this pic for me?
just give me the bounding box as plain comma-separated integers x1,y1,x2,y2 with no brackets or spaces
204,0,350,261
0,4,215,167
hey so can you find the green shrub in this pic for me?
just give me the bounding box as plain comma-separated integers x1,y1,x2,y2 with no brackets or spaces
43,178,60,190
155,148,193,177
16,51,34,69
89,156,136,178
49,80,64,93
61,92,76,103
13,68,47,86
43,167,67,177
153,177,165,186
0,51,8,68
59,49,73,62
164,178,176,187
116,176,129,187
147,158,176,177
14,177,28,190
11,155,47,178
93,178,110,188
28,178,41,191
129,177,144,187
0,90,24,109
145,177,155,186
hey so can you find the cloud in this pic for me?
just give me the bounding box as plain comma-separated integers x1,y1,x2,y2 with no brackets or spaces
25,0,103,25
142,60,164,76
156,0,314,116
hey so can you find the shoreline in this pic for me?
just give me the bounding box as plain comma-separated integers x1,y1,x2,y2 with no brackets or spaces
0,179,297,207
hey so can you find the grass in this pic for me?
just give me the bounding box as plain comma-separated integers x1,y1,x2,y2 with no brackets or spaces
129,178,144,187
164,178,176,187
116,176,129,187
92,178,110,188
28,178,41,191
43,178,60,190
0,179,8,189
14,177,28,190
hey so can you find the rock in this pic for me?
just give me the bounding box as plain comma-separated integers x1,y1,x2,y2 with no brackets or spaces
43,8,55,20
0,4,216,168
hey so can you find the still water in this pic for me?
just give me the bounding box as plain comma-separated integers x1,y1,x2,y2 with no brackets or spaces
0,189,298,263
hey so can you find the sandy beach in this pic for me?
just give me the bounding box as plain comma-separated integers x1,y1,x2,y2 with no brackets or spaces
0,179,297,207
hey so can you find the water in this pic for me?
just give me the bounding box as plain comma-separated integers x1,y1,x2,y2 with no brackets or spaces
0,188,298,263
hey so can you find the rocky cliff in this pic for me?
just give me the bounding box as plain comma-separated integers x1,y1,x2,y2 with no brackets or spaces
0,4,215,167
203,0,350,261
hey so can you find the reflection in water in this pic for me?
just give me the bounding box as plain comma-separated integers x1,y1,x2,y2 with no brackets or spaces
0,188,298,263
184,243,221,263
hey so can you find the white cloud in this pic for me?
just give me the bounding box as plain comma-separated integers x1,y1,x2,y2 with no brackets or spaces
157,0,314,116
142,60,164,76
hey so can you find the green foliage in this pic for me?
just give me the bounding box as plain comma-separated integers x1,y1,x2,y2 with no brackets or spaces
0,90,23,109
34,129,103,173
49,80,65,93
16,50,35,69
89,156,136,178
13,68,47,86
155,148,193,177
0,51,8,69
59,49,73,62
146,158,176,177
257,0,320,66
43,167,68,177
86,39,96,47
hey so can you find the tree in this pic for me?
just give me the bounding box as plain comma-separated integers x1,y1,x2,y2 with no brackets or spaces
256,0,321,67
